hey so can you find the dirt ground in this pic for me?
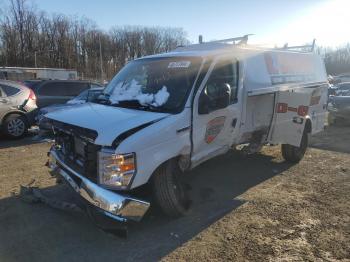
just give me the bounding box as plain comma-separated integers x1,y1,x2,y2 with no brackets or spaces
0,125,349,262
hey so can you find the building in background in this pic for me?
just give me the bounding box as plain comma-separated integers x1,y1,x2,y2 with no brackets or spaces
0,67,78,81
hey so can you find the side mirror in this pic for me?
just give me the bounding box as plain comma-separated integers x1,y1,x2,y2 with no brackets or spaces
198,83,231,114
215,83,231,109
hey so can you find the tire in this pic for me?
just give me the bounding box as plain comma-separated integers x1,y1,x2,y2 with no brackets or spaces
3,114,28,138
152,160,190,217
281,131,308,163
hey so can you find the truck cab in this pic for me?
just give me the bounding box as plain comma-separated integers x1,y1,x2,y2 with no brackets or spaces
46,37,328,223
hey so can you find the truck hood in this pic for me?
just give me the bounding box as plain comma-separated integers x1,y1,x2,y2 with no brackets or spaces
45,102,169,146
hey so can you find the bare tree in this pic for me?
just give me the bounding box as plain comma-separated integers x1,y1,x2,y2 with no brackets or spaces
0,0,189,80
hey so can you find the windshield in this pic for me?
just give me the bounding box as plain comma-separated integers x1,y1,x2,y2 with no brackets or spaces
104,57,202,113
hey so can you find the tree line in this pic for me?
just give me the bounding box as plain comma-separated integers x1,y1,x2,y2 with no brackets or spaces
0,0,188,80
1,0,350,80
317,44,350,75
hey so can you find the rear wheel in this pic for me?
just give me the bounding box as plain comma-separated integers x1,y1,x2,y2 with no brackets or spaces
281,131,308,163
152,160,190,217
3,114,28,138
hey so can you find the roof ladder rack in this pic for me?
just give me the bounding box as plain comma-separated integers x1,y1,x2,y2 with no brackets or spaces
278,39,316,52
198,34,253,45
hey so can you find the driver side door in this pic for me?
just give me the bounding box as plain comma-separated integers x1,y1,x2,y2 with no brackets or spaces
191,57,240,167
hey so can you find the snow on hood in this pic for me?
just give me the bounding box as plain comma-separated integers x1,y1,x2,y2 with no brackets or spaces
66,98,86,105
109,79,170,107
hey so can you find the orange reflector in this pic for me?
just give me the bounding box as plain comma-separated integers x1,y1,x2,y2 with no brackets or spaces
276,103,288,113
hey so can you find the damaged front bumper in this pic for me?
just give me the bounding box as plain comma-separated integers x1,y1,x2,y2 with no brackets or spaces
48,149,150,223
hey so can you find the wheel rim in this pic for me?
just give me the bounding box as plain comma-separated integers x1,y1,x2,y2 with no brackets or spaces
7,118,25,136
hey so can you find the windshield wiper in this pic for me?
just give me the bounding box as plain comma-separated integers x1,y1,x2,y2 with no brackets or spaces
110,99,165,112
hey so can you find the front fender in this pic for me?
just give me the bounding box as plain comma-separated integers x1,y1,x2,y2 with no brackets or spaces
116,109,191,189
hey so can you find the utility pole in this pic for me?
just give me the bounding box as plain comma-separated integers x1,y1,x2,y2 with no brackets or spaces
99,34,103,84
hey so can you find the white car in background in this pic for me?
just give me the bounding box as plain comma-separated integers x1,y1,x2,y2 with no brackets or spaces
0,80,38,138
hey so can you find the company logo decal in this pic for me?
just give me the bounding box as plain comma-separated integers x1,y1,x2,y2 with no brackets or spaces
205,116,226,143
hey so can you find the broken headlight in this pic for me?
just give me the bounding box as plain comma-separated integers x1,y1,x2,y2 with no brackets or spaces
98,149,136,189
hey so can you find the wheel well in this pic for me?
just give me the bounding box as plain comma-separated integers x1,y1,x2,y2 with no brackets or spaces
305,119,312,134
149,156,183,181
2,111,28,125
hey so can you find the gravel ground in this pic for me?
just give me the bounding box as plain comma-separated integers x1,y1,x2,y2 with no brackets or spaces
0,125,349,261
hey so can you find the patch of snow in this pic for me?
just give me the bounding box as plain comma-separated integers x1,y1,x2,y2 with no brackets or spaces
109,79,170,107
67,99,86,105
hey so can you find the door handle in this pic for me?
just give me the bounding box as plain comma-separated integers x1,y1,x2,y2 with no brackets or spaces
0,98,9,103
231,118,237,128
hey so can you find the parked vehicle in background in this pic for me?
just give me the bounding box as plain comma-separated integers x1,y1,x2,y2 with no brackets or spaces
37,87,104,131
333,73,350,83
328,87,350,125
330,82,350,96
0,80,37,138
23,80,102,108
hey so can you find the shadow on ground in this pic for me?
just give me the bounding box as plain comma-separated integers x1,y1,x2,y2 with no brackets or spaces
0,129,52,150
309,125,350,154
0,151,292,262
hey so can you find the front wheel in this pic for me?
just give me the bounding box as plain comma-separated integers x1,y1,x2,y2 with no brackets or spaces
281,131,308,163
3,114,28,138
151,160,190,217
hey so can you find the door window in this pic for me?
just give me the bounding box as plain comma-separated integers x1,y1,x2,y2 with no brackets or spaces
38,82,63,96
198,58,238,113
63,82,89,96
38,82,89,96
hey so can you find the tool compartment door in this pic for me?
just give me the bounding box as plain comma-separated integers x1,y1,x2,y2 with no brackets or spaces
268,89,311,147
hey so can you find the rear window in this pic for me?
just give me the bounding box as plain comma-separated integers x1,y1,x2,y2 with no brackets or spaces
0,84,20,96
38,82,89,96
23,81,42,91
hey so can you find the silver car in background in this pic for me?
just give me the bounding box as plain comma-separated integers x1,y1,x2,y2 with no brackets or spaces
0,80,38,138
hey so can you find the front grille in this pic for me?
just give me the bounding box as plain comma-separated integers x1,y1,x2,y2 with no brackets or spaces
54,128,100,183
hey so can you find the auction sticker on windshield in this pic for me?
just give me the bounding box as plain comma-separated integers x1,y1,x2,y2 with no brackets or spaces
168,61,191,68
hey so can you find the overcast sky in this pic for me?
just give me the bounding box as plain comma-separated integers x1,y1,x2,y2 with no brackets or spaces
8,0,350,47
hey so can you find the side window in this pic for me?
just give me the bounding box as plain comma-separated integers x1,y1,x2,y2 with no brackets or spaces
64,82,89,96
206,59,238,103
38,82,89,96
1,84,20,96
198,59,238,114
38,82,63,96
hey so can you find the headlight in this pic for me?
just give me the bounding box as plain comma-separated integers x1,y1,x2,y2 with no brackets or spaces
98,149,136,189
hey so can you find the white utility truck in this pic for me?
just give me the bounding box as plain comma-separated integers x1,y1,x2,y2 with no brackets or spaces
46,36,328,223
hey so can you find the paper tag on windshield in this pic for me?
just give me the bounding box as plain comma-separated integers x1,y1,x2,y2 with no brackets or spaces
168,61,191,68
